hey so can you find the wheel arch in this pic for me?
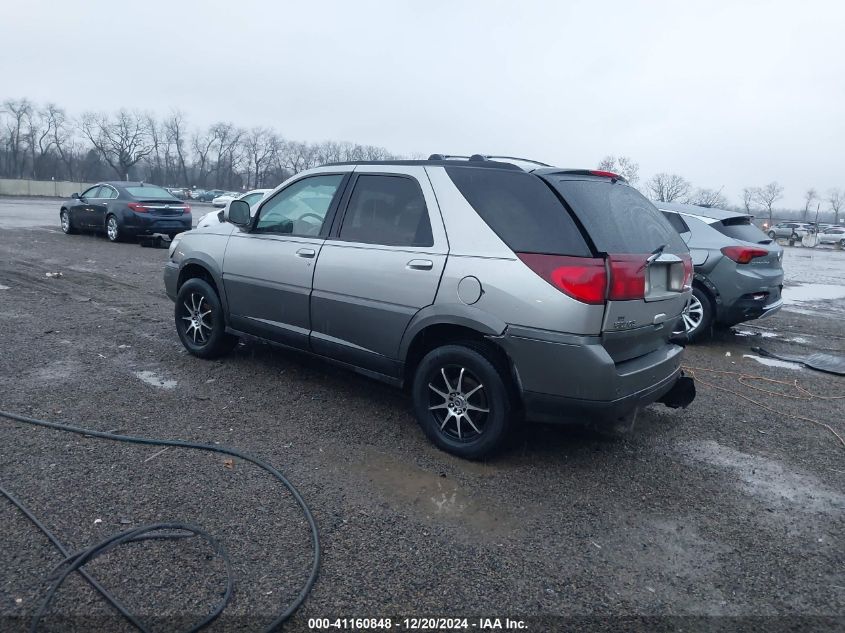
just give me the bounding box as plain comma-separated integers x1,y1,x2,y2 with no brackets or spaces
399,306,514,391
176,257,229,316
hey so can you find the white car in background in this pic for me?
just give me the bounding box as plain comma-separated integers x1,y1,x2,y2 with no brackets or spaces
211,191,241,207
197,189,272,228
815,225,845,247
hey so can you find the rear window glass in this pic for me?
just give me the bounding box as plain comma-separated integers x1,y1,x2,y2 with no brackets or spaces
713,217,772,243
547,178,687,254
445,167,590,256
125,185,176,200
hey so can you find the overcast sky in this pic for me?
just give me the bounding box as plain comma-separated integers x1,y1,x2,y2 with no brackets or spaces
2,0,843,208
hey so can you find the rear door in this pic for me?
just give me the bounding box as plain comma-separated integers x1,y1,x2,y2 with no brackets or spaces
544,176,691,362
221,172,349,349
310,166,447,377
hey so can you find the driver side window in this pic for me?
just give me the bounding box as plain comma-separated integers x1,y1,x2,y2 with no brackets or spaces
254,175,344,236
82,186,102,199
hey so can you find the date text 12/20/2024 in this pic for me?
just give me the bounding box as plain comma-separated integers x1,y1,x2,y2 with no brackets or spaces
308,618,528,630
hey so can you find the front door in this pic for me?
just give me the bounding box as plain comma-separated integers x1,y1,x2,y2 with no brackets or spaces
221,172,349,349
76,185,102,228
310,166,448,377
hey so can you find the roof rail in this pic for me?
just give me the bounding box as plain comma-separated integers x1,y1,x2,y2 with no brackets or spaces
428,153,551,167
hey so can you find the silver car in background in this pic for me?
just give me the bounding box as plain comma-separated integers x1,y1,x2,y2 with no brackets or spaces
165,156,696,458
657,202,784,341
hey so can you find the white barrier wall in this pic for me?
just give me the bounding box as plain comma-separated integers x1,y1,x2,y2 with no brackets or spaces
0,179,94,198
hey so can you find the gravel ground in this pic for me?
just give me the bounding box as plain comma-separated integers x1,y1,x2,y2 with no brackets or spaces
0,207,843,632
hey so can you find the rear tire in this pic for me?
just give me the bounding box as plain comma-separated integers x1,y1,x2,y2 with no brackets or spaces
411,342,514,459
106,214,122,242
682,286,714,342
175,278,238,359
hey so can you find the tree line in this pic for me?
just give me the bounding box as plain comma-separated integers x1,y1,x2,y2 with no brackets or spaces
598,155,842,225
0,98,399,191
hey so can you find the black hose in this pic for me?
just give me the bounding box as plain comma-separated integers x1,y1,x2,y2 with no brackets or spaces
0,409,321,632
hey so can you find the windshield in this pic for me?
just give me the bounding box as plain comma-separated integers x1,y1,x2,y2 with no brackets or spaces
125,186,177,200
545,177,688,254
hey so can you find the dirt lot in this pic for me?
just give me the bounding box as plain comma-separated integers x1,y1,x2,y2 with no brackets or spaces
1,200,843,632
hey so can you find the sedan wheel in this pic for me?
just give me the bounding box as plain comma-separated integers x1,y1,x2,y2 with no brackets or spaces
60,210,76,234
106,215,120,242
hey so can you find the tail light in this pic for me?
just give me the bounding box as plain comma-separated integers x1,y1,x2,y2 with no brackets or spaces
607,254,647,301
517,253,606,304
183,203,191,214
681,253,693,290
721,246,768,264
127,202,149,213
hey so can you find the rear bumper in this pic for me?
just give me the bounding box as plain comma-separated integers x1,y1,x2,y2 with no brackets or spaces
125,213,192,236
719,295,783,326
494,325,689,425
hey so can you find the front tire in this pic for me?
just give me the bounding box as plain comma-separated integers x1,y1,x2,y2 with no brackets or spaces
768,230,776,239
175,278,238,359
60,210,77,234
411,342,513,459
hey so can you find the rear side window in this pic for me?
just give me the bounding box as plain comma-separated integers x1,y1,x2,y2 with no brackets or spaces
339,175,433,247
661,211,690,234
713,217,772,243
445,167,590,256
548,178,687,254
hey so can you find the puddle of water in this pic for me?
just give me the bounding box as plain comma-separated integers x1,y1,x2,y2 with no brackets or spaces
678,440,845,514
782,283,845,304
735,329,777,339
350,451,519,539
0,284,9,290
133,370,177,389
742,354,802,370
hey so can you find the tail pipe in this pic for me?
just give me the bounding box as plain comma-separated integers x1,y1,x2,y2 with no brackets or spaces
658,371,696,409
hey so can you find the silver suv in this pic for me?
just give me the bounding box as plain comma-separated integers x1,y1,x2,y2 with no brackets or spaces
164,156,696,458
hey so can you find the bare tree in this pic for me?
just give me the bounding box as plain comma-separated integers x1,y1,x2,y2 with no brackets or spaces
243,127,277,188
2,98,33,177
742,187,758,214
278,140,318,174
597,155,639,184
802,188,818,221
164,111,190,186
80,110,154,179
45,104,78,180
829,189,843,225
646,173,690,202
753,182,784,226
191,129,216,187
688,187,728,209
25,106,57,179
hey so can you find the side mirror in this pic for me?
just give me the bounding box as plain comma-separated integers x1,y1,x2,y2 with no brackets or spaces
225,199,251,227
71,192,80,199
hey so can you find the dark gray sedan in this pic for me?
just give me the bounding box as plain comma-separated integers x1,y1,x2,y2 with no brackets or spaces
59,182,192,242
657,202,784,341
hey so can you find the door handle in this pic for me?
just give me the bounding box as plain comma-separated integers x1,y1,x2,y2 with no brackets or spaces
407,259,433,270
296,248,316,258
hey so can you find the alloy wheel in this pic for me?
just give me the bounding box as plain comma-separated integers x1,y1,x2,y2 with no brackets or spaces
60,211,70,233
427,365,490,441
107,216,119,241
180,292,213,345
681,294,704,334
